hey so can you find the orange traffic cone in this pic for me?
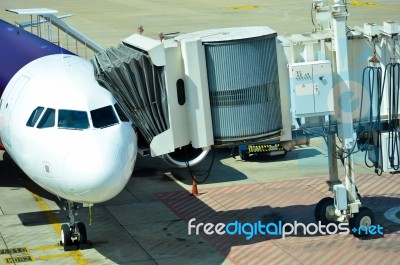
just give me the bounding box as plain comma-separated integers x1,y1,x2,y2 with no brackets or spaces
191,178,199,196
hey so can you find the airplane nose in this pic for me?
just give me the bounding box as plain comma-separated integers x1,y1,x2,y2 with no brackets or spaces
63,143,134,203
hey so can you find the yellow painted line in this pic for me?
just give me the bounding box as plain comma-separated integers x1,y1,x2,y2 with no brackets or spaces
223,5,262,10
71,251,90,265
1,244,90,264
38,251,92,264
38,253,70,260
32,245,62,251
30,192,89,265
31,193,61,236
350,0,382,7
349,0,400,11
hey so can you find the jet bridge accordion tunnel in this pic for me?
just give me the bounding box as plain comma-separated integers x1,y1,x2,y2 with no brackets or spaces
92,26,282,167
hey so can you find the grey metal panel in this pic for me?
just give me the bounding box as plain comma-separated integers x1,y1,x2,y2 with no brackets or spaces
205,36,282,142
92,45,169,144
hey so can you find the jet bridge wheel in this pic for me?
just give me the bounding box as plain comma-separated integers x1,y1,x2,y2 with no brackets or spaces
349,207,375,238
163,144,209,168
315,197,336,225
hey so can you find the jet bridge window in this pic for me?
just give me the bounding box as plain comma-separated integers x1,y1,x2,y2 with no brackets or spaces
26,106,44,127
37,108,56,129
91,105,119,128
58,110,90,130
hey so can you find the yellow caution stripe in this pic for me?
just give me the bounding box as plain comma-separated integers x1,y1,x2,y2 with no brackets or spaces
248,144,284,153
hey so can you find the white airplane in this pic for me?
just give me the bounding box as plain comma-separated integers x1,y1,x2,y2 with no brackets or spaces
0,18,137,247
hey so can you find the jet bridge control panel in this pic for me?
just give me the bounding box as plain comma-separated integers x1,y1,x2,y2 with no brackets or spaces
289,60,334,117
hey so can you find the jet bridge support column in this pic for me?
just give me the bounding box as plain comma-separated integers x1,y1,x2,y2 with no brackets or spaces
315,0,375,237
331,1,359,207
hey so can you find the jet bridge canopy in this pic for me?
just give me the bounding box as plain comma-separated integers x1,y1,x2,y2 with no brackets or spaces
92,45,169,144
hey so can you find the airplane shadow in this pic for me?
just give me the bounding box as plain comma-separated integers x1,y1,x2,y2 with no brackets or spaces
0,151,25,187
0,151,75,225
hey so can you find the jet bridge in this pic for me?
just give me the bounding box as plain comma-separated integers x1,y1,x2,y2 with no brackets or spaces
92,27,285,167
92,0,399,237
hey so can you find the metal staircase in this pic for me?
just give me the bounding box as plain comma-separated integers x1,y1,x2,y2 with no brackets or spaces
6,8,104,58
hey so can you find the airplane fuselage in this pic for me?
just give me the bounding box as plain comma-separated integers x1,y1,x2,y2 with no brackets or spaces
0,19,137,204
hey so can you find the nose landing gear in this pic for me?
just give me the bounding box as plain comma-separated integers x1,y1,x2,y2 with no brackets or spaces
60,201,90,251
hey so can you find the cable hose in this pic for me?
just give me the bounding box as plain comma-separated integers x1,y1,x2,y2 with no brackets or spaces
330,66,382,161
185,148,216,184
383,63,400,170
360,66,383,173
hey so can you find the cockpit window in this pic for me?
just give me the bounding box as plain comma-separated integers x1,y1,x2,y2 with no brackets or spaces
26,106,44,127
114,103,129,122
91,105,119,128
58,109,89,130
37,108,56,129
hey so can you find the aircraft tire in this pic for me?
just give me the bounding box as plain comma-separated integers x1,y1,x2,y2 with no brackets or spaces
61,224,72,247
77,222,87,244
